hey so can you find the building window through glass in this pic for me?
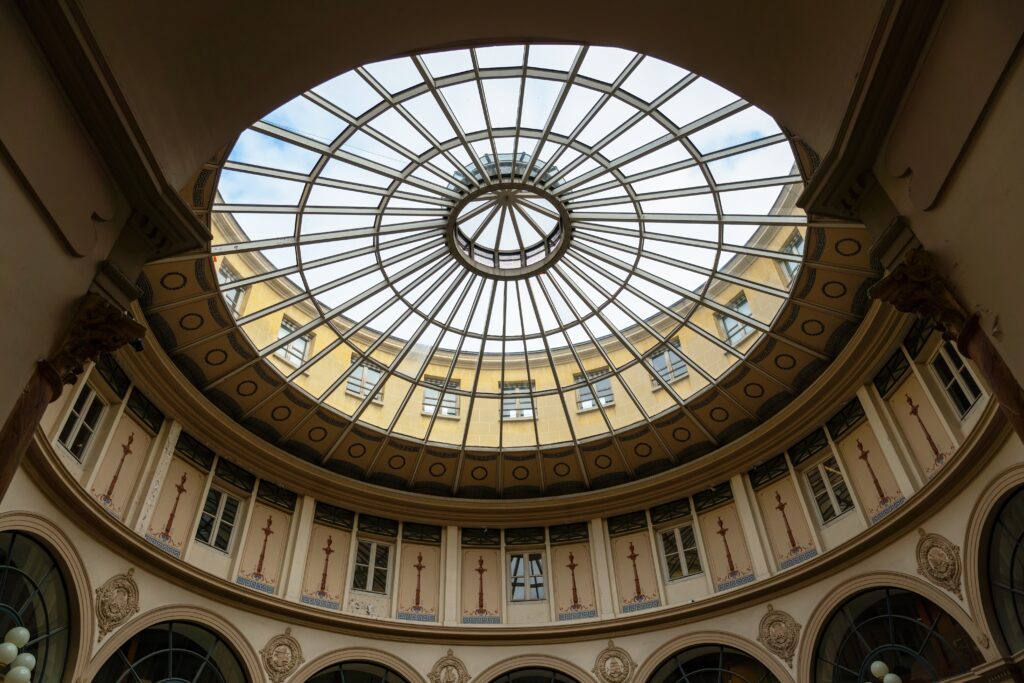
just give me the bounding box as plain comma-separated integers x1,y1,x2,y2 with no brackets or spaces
805,455,854,523
195,488,240,552
276,318,311,366
509,552,545,601
650,339,688,386
217,261,246,314
423,377,459,417
352,540,391,593
347,359,385,402
781,232,804,281
575,369,614,411
659,524,702,580
720,293,754,345
932,340,982,416
57,384,105,460
501,380,535,420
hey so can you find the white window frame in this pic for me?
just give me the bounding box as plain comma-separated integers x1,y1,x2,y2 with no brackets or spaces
508,550,546,602
347,359,385,403
501,380,535,421
423,376,459,418
719,293,755,346
351,539,392,594
931,340,982,417
780,232,804,282
195,487,242,553
275,317,312,367
657,522,703,581
803,455,855,524
649,339,688,388
217,261,247,315
575,368,614,412
56,383,106,461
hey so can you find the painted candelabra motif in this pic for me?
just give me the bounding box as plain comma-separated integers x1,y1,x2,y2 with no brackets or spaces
92,419,152,518
703,511,754,591
237,506,288,595
557,549,597,620
301,524,347,609
619,540,660,613
144,459,204,558
772,490,817,569
906,393,949,474
398,547,438,622
854,437,905,522
462,553,499,623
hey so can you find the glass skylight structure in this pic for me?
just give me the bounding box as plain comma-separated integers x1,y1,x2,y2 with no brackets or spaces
212,43,806,450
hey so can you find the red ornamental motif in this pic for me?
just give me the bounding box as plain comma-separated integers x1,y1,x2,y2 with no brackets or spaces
566,551,581,610
906,393,946,467
716,516,737,575
627,542,644,600
253,515,274,580
317,535,334,596
412,552,426,611
159,472,188,541
473,556,488,614
774,491,800,553
102,432,135,505
856,439,892,506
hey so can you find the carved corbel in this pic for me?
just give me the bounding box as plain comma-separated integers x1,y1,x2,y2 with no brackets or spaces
868,249,969,342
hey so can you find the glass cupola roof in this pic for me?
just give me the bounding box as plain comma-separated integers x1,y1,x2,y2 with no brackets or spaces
209,43,808,452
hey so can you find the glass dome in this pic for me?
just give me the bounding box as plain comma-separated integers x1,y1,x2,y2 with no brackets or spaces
210,43,807,452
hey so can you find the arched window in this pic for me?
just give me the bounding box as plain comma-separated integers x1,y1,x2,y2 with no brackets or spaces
306,660,410,683
648,644,778,683
813,586,982,682
0,530,72,683
489,669,578,683
92,620,247,682
988,485,1024,653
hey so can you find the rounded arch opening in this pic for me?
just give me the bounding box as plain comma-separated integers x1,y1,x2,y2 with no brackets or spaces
0,530,73,683
305,659,412,683
90,620,248,683
811,586,983,682
647,643,779,683
985,483,1024,655
488,668,578,683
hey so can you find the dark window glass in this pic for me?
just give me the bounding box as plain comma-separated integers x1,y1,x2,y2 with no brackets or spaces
91,621,246,683
648,644,778,683
306,661,411,683
989,486,1024,653
57,385,105,460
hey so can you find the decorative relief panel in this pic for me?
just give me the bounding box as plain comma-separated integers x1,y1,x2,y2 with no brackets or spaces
754,478,817,570
698,503,755,591
397,542,440,622
608,532,660,613
916,528,963,598
886,373,956,478
236,502,291,594
144,456,204,558
593,640,635,683
757,604,801,667
551,542,597,620
428,649,470,683
461,548,501,624
95,568,140,641
260,627,304,683
91,415,152,519
834,423,905,523
300,524,350,610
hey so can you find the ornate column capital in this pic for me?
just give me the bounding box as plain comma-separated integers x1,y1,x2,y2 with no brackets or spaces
41,292,146,399
869,249,969,340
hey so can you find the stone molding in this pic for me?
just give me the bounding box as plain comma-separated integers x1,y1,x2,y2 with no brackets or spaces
428,649,470,683
592,640,636,683
756,605,801,667
95,568,140,641
260,627,304,683
915,528,963,599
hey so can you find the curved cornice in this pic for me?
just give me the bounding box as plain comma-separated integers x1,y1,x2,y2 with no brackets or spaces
24,397,1009,643
119,299,905,525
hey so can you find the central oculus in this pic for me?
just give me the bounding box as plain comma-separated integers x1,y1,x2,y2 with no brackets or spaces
446,158,572,280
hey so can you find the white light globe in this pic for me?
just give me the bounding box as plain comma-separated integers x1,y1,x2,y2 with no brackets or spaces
4,626,30,648
12,651,36,670
0,641,19,665
4,664,32,683
882,675,901,683
869,661,889,678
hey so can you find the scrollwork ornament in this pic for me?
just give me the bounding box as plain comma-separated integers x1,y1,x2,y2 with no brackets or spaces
593,640,635,683
916,528,963,598
757,604,801,667
428,649,470,683
260,627,304,683
868,249,969,341
95,568,140,641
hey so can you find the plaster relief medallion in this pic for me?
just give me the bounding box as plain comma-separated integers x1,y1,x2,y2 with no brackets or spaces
593,640,635,683
260,627,304,683
757,604,801,667
95,568,140,641
916,528,963,598
428,649,470,683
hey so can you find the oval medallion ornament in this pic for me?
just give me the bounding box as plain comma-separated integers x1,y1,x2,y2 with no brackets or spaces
593,640,636,683
916,528,962,598
260,627,304,683
95,568,141,641
757,604,801,667
428,649,470,683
